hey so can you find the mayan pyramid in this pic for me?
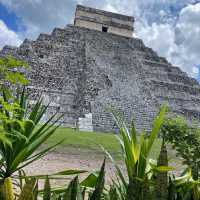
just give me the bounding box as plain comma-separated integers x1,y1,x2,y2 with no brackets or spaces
1,5,200,132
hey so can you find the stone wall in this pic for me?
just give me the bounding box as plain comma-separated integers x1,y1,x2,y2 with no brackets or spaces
74,5,134,38
1,24,200,133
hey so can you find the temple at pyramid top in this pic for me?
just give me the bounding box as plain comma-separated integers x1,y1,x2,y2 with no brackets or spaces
74,5,134,37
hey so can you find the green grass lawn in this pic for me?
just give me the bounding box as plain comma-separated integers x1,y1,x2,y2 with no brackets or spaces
46,127,162,160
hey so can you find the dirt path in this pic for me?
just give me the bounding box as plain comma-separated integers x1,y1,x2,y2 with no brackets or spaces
23,148,182,188
25,151,116,175
24,150,122,188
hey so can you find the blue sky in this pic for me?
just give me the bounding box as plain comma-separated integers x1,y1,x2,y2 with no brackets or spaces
0,3,19,31
0,0,200,80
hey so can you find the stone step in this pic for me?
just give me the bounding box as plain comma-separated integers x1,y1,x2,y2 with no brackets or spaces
51,27,82,40
126,37,146,50
149,80,200,95
17,39,34,58
167,107,200,120
37,33,52,41
51,27,70,37
0,45,18,56
27,85,77,96
156,96,200,112
122,37,170,64
142,66,184,76
141,59,184,74
156,95,200,103
182,108,200,118
20,39,33,48
145,72,199,86
134,51,165,63
143,59,171,66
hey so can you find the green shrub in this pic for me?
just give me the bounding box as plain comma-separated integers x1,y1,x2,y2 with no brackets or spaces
161,117,200,180
0,55,28,99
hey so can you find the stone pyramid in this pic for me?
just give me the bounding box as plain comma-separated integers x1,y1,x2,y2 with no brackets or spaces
1,5,200,132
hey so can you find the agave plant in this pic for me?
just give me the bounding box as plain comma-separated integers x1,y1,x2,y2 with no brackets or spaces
106,106,167,200
14,159,106,200
0,88,63,199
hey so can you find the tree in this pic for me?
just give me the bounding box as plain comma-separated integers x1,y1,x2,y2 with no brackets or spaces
0,55,28,98
161,117,200,180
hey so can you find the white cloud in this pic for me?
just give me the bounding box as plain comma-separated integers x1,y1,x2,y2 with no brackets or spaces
0,0,138,39
136,3,200,78
104,0,136,16
172,3,200,77
175,3,200,58
136,22,177,59
0,0,200,78
0,20,21,49
0,0,79,39
103,4,118,13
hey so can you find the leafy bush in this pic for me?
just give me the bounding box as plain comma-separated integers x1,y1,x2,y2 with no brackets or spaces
161,117,200,180
0,55,28,99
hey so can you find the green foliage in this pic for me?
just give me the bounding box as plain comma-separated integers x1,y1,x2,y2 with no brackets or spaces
106,180,126,200
43,176,51,200
18,178,37,200
89,158,105,200
161,117,200,179
0,55,28,86
106,106,167,200
0,88,62,186
13,159,106,200
63,176,83,200
1,101,199,200
168,169,200,200
2,177,14,200
0,55,28,99
11,169,88,200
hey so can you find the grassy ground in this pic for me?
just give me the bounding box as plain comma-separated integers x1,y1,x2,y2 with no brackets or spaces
46,127,162,160
27,127,183,189
44,127,183,178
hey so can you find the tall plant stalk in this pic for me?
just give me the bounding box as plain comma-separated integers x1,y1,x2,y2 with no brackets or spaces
156,139,168,200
